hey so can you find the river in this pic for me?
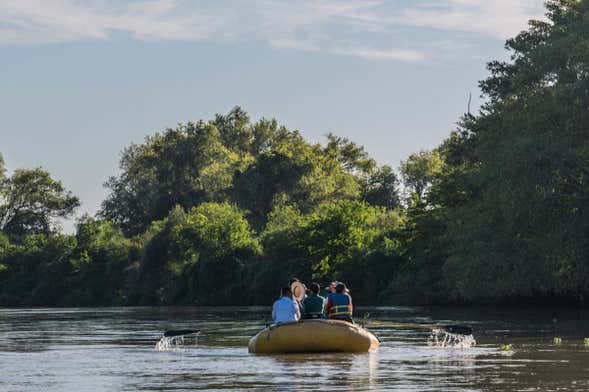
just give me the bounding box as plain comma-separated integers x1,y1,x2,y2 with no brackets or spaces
1,306,588,391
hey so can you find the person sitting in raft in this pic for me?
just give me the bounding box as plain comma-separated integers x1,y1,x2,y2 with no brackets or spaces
289,277,306,314
272,286,301,324
301,283,325,319
325,282,353,322
324,281,338,299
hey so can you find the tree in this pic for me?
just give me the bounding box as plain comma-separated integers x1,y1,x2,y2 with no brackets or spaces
181,202,262,262
69,216,136,305
430,0,589,303
0,168,79,239
100,121,242,235
231,152,312,229
130,203,261,305
0,233,77,306
213,106,253,154
0,153,5,181
400,150,444,201
325,133,376,175
361,165,401,209
260,200,405,303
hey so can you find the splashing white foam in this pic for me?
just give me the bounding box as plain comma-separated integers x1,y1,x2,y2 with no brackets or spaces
428,328,476,349
155,336,185,352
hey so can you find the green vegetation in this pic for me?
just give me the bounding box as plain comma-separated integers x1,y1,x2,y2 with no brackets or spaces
1,0,589,306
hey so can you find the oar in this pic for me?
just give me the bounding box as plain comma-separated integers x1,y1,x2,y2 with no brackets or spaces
163,329,200,338
368,321,473,336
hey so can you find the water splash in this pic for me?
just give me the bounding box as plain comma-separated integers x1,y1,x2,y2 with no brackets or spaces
428,328,476,348
155,335,186,351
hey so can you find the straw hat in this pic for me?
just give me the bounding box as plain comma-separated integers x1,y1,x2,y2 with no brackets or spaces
290,281,306,302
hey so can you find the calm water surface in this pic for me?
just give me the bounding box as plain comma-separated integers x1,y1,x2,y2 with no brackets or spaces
1,306,589,391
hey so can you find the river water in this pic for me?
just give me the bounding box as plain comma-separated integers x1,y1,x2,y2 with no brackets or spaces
1,306,588,391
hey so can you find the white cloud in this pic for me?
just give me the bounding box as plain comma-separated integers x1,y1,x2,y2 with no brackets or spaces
0,0,546,61
398,0,545,38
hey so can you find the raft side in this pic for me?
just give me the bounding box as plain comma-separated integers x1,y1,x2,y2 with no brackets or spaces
248,319,379,354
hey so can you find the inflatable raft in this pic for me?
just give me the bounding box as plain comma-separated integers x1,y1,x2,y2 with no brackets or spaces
248,319,380,354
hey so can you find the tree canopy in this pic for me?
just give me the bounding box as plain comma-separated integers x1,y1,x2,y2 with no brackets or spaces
0,168,79,240
400,0,589,304
2,1,589,307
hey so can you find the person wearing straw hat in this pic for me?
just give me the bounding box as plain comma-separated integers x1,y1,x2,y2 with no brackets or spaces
289,278,306,314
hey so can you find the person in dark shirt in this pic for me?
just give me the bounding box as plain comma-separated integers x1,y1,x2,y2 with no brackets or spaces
301,283,325,319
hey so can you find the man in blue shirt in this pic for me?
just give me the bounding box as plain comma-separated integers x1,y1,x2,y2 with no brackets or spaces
272,287,301,324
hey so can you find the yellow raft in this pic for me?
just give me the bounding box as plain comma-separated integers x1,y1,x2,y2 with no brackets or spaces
248,319,380,354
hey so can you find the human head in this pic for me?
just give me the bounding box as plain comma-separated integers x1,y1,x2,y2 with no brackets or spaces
335,283,347,294
288,277,300,286
281,286,292,298
325,281,337,293
310,283,320,295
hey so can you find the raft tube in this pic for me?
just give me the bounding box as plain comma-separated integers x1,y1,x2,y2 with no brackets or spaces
248,319,380,354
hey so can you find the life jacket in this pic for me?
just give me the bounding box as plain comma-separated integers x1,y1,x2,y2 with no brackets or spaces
328,293,352,318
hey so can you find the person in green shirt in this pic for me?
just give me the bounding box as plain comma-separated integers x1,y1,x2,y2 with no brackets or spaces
301,283,325,319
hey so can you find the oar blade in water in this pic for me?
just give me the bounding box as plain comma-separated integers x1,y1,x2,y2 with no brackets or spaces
163,329,199,337
440,325,472,335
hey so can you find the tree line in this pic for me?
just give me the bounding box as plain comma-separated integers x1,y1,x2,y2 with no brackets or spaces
1,0,588,306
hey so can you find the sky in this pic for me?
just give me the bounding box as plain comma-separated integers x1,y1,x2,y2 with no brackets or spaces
0,0,546,231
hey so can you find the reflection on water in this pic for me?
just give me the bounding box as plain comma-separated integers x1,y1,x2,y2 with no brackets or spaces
1,306,589,391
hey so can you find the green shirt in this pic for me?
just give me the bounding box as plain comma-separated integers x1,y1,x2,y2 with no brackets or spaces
302,293,325,317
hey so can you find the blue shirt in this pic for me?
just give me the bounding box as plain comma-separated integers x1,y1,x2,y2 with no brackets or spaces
272,297,300,324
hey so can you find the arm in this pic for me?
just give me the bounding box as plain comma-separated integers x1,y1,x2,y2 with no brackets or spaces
325,297,333,316
301,298,308,317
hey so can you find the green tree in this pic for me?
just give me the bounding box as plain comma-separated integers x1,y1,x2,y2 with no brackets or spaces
214,106,253,154
68,216,136,305
400,150,444,201
259,200,404,303
231,152,312,229
0,233,77,306
325,133,376,174
131,203,260,305
0,153,5,181
361,165,401,209
100,121,242,235
0,168,79,240
430,0,589,303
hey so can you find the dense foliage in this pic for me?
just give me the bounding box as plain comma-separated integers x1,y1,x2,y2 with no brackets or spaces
2,1,589,306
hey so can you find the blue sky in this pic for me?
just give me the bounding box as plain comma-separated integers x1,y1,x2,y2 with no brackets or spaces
0,0,545,230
